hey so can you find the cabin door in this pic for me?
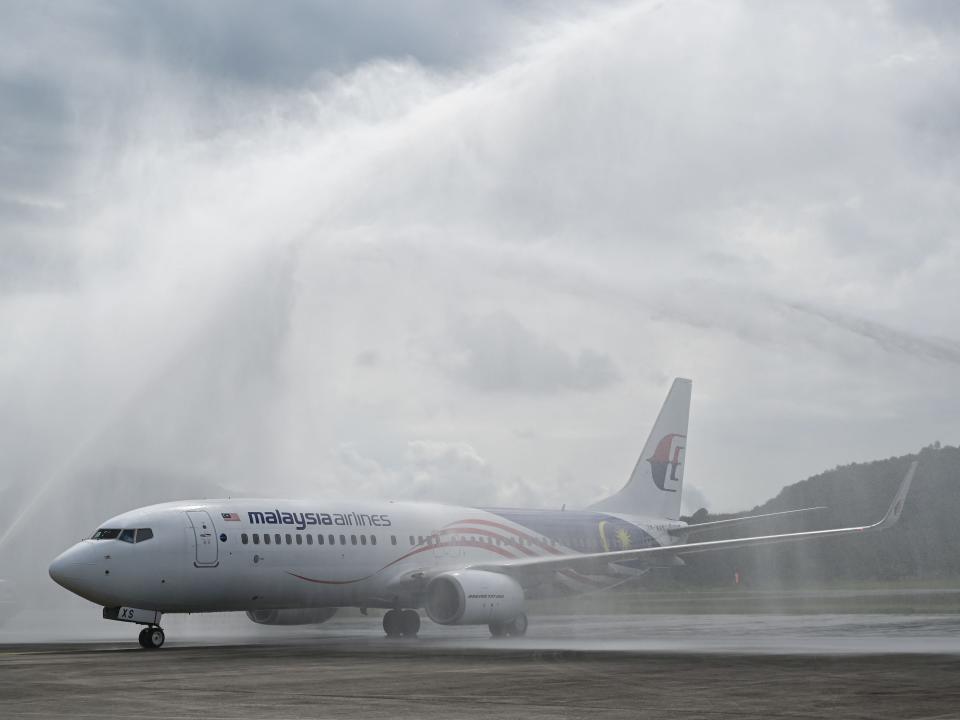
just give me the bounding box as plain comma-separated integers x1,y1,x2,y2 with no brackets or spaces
187,510,219,567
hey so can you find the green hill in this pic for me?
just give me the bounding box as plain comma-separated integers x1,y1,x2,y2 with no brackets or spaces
672,443,959,588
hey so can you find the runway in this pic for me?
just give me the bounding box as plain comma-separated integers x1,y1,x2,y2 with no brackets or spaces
2,639,959,719
7,607,960,653
3,611,960,719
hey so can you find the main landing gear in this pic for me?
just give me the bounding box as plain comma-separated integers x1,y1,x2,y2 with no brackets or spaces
383,609,420,639
138,625,165,649
489,613,528,638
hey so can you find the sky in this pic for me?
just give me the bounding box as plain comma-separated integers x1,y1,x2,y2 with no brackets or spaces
3,0,960,560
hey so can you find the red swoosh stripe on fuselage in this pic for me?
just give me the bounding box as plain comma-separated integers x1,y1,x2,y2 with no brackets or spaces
445,520,614,588
285,536,521,585
285,515,624,588
449,518,566,556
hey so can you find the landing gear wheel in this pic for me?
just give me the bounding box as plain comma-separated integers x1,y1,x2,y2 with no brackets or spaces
383,609,402,639
399,609,420,638
488,622,506,638
139,626,165,649
505,613,528,637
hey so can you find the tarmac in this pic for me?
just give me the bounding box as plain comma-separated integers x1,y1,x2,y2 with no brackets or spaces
5,609,960,720
2,639,960,719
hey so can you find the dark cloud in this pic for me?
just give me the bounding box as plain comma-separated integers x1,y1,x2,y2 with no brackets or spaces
354,349,380,367
445,311,621,394
0,0,561,288
892,0,960,31
784,302,960,367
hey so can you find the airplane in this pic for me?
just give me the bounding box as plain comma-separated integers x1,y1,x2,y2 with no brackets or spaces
48,378,916,649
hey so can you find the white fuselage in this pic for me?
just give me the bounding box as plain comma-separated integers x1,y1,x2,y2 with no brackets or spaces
49,498,681,615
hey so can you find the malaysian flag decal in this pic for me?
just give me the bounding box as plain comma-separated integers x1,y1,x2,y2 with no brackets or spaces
221,512,240,521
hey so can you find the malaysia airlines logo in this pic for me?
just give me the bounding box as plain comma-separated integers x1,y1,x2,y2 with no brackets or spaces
647,433,686,492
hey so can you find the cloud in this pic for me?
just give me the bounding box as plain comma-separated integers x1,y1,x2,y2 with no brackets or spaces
784,302,960,367
442,311,621,394
354,349,381,367
335,440,541,507
0,0,568,290
4,0,960,624
681,483,711,516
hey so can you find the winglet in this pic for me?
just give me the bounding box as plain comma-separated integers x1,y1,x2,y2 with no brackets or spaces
874,461,916,530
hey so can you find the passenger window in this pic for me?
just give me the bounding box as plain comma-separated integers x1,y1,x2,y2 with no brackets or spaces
253,534,260,545
409,535,415,546
351,535,357,546
371,535,377,546
360,535,367,546
264,534,271,545
306,535,312,545
241,533,249,545
135,528,154,543
418,536,424,545
339,534,346,545
318,534,324,545
329,534,335,545
296,534,302,545
285,534,292,545
391,535,397,546
275,534,281,545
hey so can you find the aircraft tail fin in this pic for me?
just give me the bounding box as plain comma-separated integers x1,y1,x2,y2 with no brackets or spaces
590,378,691,520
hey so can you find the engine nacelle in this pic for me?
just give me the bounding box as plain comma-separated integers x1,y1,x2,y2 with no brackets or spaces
245,608,337,626
424,570,525,626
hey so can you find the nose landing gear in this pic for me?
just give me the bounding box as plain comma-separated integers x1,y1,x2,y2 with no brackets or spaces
383,609,420,638
103,607,166,649
137,625,165,649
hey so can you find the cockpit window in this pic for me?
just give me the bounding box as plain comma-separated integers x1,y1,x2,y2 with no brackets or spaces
91,527,155,542
91,528,121,540
135,528,154,543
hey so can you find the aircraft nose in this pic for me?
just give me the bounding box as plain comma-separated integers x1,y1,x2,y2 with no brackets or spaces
48,544,94,590
48,551,70,587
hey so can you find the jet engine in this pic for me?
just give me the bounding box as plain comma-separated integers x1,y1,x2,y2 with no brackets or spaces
245,608,337,625
424,570,525,625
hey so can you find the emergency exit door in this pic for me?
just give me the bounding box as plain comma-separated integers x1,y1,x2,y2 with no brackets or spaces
187,510,219,567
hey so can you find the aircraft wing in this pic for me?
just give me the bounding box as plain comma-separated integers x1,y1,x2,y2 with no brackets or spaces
468,461,916,580
670,506,828,537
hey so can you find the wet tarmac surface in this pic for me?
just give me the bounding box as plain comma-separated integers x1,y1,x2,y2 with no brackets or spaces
3,613,960,718
2,639,960,719
9,610,960,654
